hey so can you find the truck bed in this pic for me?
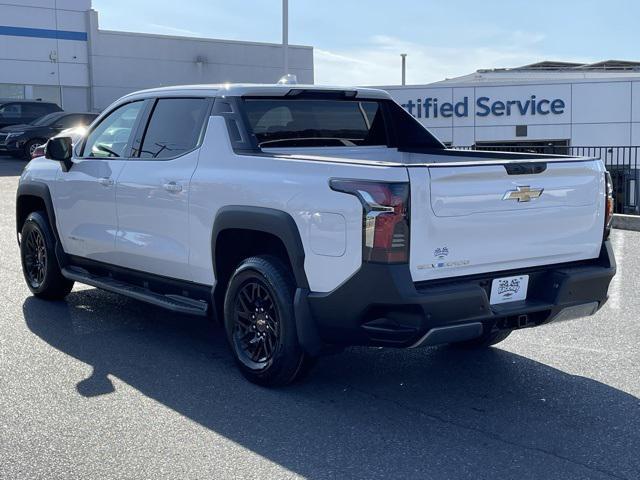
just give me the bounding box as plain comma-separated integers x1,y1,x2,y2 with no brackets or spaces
264,145,592,167
264,145,606,282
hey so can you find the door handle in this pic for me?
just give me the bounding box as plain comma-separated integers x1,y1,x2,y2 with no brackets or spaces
163,181,183,193
98,177,114,187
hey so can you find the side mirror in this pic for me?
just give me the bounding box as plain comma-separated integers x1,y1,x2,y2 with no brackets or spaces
45,136,73,172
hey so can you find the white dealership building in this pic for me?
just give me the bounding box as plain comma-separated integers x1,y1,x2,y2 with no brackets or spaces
381,61,640,148
0,0,314,112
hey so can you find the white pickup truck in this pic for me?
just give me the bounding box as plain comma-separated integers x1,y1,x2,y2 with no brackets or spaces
17,83,616,386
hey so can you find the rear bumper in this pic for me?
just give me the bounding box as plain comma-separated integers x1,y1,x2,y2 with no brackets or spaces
296,241,616,353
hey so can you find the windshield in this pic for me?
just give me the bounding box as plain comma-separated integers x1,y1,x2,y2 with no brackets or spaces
30,112,63,126
243,99,388,148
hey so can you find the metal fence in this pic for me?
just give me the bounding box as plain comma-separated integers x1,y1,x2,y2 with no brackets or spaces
454,145,640,215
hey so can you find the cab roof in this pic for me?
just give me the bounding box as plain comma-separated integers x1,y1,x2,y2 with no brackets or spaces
120,84,392,101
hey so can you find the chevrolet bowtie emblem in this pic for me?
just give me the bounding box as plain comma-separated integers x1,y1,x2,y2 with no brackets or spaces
503,185,544,202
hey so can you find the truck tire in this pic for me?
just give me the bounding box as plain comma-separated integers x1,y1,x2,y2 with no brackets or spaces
20,211,74,300
450,328,512,348
223,255,314,386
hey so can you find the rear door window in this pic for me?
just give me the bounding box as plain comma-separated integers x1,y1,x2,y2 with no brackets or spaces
0,103,22,119
30,112,63,126
57,114,89,129
82,114,98,125
139,98,209,159
24,103,53,118
243,99,388,148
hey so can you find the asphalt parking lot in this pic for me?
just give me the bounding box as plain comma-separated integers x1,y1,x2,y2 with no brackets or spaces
1,156,639,480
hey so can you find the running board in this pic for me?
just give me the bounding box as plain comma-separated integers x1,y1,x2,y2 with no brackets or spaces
61,267,209,316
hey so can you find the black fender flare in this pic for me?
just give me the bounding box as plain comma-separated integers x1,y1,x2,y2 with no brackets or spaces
211,205,309,289
16,181,58,241
16,180,67,267
211,206,323,355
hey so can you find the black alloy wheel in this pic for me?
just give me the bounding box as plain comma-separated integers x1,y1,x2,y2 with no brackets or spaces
23,227,47,288
223,255,315,386
232,279,281,369
20,211,74,299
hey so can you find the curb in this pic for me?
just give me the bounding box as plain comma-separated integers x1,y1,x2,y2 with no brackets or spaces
612,214,640,232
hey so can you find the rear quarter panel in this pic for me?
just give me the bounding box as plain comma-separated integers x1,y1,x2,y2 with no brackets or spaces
189,116,408,292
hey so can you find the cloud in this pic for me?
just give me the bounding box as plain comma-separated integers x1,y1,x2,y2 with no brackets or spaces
314,33,586,86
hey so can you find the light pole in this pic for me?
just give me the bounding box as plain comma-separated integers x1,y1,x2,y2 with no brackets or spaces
400,53,407,86
283,0,289,76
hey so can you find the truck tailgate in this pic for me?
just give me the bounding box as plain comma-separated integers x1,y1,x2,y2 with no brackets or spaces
408,159,607,282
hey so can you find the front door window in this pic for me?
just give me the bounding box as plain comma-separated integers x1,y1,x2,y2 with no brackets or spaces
82,102,144,158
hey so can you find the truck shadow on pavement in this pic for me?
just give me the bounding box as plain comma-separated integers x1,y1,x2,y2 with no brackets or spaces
23,289,640,480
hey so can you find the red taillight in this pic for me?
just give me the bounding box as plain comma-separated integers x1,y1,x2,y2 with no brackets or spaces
330,179,410,263
604,171,614,239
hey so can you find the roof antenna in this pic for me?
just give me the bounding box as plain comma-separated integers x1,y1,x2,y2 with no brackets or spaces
277,74,298,85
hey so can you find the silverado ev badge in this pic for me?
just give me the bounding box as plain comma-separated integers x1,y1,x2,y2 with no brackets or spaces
417,246,469,271
503,185,544,203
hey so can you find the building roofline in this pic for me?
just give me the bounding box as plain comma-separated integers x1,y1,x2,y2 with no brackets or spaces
95,28,313,50
372,74,640,90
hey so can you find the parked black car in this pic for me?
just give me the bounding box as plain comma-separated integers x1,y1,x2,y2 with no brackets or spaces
0,111,98,158
0,100,62,129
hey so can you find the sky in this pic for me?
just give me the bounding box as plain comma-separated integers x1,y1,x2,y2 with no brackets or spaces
92,0,640,86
